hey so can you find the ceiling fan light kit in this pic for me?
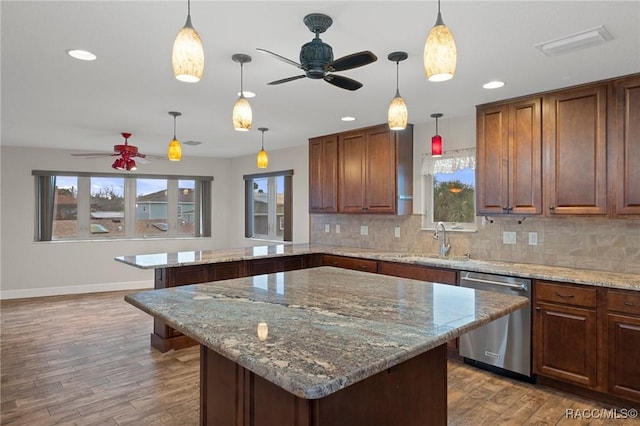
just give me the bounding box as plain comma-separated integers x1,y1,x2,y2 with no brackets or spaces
424,0,457,82
257,127,269,169
168,111,183,161
172,0,204,83
111,132,140,171
387,51,408,131
257,13,377,91
232,54,253,131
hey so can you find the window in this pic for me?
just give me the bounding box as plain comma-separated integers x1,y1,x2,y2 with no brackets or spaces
421,149,477,231
34,171,212,241
243,170,293,242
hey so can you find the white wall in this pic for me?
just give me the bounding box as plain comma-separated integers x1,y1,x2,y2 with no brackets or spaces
0,146,233,298
227,144,310,248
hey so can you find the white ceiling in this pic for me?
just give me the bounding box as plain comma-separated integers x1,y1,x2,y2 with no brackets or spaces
2,1,639,160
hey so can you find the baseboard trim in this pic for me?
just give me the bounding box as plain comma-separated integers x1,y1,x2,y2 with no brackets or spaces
0,280,154,300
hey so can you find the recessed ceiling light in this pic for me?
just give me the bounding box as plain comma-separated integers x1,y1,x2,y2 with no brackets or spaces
237,91,256,98
66,49,97,61
483,80,505,89
341,116,356,122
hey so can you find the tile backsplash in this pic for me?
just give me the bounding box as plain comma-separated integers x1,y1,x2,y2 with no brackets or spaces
310,214,640,275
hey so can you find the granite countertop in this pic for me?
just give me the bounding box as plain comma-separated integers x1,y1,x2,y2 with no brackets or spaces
116,243,640,291
125,267,528,399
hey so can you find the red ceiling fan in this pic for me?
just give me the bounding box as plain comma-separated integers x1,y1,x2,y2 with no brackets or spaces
71,132,158,171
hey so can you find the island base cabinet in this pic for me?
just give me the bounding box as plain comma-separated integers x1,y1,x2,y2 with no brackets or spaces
201,344,447,426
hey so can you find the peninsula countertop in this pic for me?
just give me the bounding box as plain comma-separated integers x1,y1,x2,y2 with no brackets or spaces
115,243,640,291
125,267,528,399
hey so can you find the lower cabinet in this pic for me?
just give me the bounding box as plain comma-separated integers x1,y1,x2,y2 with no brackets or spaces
322,254,378,273
607,289,640,401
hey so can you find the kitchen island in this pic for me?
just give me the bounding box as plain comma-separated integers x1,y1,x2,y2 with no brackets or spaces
125,267,528,425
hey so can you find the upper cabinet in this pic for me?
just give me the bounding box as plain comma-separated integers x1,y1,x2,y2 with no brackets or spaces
309,123,413,215
309,135,338,213
476,97,542,215
476,73,640,218
543,84,608,216
610,75,640,216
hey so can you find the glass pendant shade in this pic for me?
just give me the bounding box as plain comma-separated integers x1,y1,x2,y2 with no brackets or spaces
172,14,204,83
431,135,443,157
168,138,182,161
423,2,457,82
388,92,408,130
233,96,252,131
257,149,268,169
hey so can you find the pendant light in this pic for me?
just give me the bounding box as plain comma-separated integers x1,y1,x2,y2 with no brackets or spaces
232,54,252,131
423,0,457,82
431,113,443,157
257,127,269,169
168,111,182,161
387,51,408,131
172,0,204,83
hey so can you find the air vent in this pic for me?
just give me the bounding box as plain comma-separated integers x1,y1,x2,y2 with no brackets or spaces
534,25,613,56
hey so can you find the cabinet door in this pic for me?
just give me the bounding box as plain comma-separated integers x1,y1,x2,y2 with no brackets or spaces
610,75,640,216
377,261,457,285
338,131,366,212
322,255,378,273
476,104,509,214
607,312,640,401
510,98,542,214
534,302,598,387
309,136,338,213
364,126,396,213
544,84,607,215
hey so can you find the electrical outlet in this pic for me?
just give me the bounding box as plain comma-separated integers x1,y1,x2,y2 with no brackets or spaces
335,224,340,234
394,227,401,238
529,232,538,246
503,231,516,244
324,224,330,233
360,225,368,236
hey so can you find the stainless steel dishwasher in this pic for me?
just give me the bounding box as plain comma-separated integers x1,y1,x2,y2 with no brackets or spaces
458,271,532,380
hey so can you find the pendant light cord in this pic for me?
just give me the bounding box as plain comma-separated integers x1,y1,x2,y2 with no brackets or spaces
395,61,400,95
173,116,177,139
187,0,191,17
240,62,244,96
435,116,439,134
261,130,265,150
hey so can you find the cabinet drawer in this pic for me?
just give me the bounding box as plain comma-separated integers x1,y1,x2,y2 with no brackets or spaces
535,281,596,308
378,261,457,285
322,255,378,273
607,289,640,316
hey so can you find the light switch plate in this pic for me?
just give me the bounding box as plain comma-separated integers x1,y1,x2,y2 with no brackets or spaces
529,232,538,245
503,231,516,244
360,225,368,236
335,224,340,233
394,227,401,238
324,224,330,233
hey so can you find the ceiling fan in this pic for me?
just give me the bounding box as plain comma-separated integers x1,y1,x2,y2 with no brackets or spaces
71,132,156,171
257,13,377,91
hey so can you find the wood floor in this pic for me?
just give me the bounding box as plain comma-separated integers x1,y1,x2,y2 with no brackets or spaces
1,290,636,425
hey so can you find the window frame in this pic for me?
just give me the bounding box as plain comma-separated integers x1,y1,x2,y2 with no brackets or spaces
421,150,478,232
243,169,293,242
33,170,213,241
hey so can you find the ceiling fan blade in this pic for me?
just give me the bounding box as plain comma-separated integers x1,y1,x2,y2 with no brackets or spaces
70,152,117,158
136,157,152,164
256,48,302,68
267,75,307,85
326,51,378,72
324,74,363,91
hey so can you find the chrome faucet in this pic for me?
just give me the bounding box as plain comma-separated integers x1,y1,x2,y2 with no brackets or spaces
433,221,451,258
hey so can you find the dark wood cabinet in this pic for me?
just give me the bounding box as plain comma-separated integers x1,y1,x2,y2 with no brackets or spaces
610,75,640,216
309,135,338,213
607,289,640,402
249,255,307,275
476,97,542,215
534,281,599,388
336,123,413,215
543,84,608,216
377,261,457,285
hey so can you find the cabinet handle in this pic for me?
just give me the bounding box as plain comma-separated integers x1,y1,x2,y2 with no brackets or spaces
624,301,640,307
535,307,541,311
555,292,575,298
549,205,555,212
